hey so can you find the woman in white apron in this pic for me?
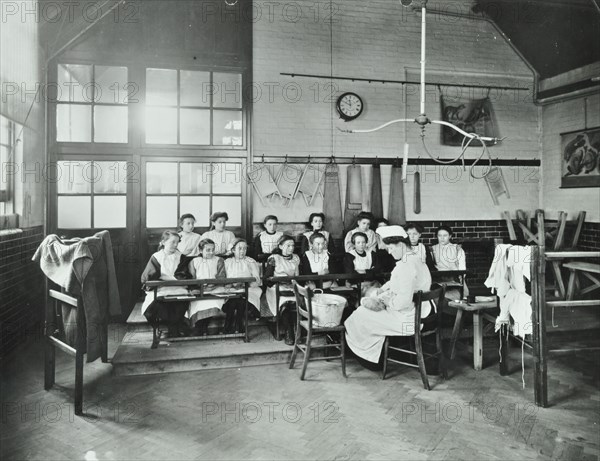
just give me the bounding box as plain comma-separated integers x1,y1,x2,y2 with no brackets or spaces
187,239,226,335
265,235,300,345
345,226,432,367
223,239,262,334
141,231,191,346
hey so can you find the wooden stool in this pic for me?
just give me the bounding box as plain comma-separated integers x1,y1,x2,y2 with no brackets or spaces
447,299,498,371
563,262,600,300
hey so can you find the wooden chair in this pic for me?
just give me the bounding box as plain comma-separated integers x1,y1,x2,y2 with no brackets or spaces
289,280,347,380
381,286,447,390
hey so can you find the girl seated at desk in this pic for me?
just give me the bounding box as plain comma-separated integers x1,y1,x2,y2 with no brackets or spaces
187,238,226,336
300,212,336,255
431,225,468,299
265,235,300,345
253,214,283,259
300,232,336,289
344,212,378,253
343,231,381,297
223,239,262,334
405,223,436,270
201,212,236,256
141,230,191,345
177,213,202,257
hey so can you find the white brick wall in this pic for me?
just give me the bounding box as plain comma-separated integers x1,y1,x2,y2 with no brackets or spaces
541,93,600,222
252,0,540,222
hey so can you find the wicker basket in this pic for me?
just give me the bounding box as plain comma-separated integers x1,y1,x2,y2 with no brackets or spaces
311,291,347,327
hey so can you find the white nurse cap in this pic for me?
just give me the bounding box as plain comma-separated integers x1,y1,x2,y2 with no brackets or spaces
376,225,408,240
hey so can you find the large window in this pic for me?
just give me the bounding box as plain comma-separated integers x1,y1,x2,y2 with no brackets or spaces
145,161,242,229
0,115,22,217
145,69,243,146
56,64,129,143
56,160,128,229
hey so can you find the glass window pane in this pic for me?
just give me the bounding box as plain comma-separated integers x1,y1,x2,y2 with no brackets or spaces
94,106,128,143
213,73,242,108
213,110,242,146
180,163,211,194
57,104,91,142
95,161,127,194
57,64,92,102
180,108,210,145
0,115,10,145
146,68,177,105
0,146,8,191
95,66,128,104
180,70,210,107
146,162,177,194
212,196,241,226
58,196,91,228
213,163,242,194
145,107,177,144
180,196,210,225
94,196,126,228
146,196,177,228
57,161,92,194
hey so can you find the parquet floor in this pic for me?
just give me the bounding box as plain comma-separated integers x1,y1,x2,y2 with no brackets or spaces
1,326,599,461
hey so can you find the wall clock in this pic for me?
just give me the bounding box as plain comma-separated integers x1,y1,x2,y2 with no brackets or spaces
336,92,363,122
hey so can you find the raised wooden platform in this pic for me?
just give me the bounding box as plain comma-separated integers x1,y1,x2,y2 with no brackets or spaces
112,302,324,377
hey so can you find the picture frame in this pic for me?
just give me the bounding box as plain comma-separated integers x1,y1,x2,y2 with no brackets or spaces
560,126,600,188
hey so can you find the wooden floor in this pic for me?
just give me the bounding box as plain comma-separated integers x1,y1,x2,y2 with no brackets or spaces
1,325,599,461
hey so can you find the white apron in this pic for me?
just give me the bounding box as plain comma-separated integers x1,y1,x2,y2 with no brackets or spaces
266,254,299,316
347,250,380,296
304,250,334,289
188,257,225,322
141,250,187,315
200,230,236,256
224,257,262,309
178,232,202,256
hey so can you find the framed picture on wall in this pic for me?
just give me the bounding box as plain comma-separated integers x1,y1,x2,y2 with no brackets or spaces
560,127,600,188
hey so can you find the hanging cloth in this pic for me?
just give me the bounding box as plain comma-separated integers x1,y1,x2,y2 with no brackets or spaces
323,161,344,239
344,164,363,231
388,163,406,225
370,163,384,219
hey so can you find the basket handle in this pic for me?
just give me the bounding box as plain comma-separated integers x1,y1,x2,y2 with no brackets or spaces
313,289,324,294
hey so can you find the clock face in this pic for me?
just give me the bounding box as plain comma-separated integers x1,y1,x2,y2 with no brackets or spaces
336,92,363,121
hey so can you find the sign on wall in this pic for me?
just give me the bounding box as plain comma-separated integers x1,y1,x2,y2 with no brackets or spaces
560,127,600,188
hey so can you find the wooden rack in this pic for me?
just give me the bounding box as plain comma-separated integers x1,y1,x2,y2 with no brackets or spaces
529,209,600,407
253,155,540,167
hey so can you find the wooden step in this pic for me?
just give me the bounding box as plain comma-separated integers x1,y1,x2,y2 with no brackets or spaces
112,325,330,377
